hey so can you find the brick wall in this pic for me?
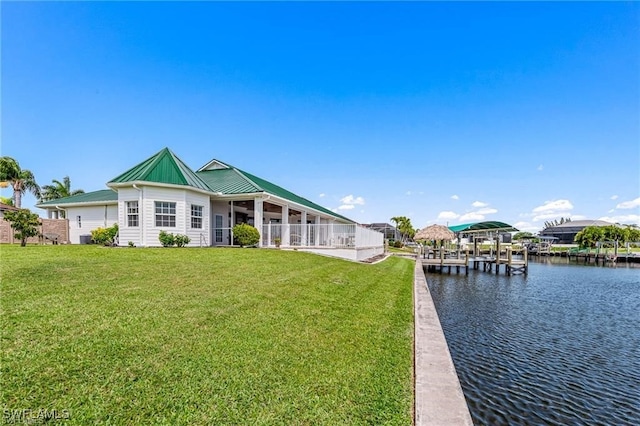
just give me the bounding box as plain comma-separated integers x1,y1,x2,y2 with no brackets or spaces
0,218,69,244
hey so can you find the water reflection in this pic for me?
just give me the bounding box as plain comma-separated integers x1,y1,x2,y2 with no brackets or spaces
426,262,640,425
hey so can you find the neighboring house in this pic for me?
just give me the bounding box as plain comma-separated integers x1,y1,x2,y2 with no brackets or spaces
1,202,69,244
37,148,382,260
539,220,613,244
362,223,401,241
0,202,19,219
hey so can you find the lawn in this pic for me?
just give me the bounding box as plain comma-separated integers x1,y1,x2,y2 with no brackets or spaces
1,245,414,425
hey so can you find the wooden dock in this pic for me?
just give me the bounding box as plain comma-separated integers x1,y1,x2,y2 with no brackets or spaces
423,246,528,275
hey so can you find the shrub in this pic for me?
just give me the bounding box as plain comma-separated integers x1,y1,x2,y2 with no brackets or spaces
91,223,119,246
393,240,403,248
159,230,176,247
128,241,135,248
159,231,190,247
174,234,191,248
233,223,260,247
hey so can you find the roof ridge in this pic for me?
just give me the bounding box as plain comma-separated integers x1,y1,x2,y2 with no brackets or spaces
143,148,175,181
231,167,265,192
109,148,211,191
168,149,211,188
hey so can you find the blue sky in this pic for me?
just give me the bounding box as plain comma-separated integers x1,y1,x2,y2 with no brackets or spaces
2,2,639,232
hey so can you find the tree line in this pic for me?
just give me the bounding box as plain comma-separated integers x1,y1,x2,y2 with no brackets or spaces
574,225,640,248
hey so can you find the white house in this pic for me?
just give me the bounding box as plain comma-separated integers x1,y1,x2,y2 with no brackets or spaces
37,148,383,261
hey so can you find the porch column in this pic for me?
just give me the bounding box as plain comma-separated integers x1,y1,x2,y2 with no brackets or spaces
329,219,335,247
254,197,264,247
230,201,234,245
301,211,307,246
282,205,290,246
315,216,321,246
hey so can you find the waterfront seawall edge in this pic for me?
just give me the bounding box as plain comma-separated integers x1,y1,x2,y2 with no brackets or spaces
414,258,474,426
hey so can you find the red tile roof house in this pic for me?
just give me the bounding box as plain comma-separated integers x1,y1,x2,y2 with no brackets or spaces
37,148,383,261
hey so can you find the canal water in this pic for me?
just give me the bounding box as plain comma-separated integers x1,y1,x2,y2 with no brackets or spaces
426,259,640,425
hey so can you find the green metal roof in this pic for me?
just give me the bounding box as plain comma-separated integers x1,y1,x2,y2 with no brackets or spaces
448,221,519,233
197,168,261,194
196,160,353,222
239,168,352,222
108,148,210,191
42,149,352,222
37,189,117,206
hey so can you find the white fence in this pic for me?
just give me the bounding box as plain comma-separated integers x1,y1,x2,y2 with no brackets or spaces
211,223,383,260
260,223,383,249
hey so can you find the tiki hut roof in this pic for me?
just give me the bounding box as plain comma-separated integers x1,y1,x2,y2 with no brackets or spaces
415,224,455,241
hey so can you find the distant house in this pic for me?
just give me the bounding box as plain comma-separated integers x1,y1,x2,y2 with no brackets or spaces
539,220,613,244
0,203,19,219
37,148,382,260
362,223,401,241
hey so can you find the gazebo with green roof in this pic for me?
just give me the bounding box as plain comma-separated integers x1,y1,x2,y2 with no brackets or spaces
448,221,518,235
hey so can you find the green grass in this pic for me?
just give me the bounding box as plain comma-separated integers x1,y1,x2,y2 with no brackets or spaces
1,245,414,425
387,247,416,254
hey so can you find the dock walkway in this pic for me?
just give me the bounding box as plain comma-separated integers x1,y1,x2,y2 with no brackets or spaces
422,246,528,275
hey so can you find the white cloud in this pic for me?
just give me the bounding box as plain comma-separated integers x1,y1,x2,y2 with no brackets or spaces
319,193,325,198
472,201,488,208
610,195,618,200
340,195,365,205
533,212,566,222
459,212,485,222
451,195,459,200
406,191,412,196
598,214,640,225
337,194,365,211
437,211,460,220
513,221,538,233
477,207,498,215
532,199,573,214
616,197,640,210
537,164,544,171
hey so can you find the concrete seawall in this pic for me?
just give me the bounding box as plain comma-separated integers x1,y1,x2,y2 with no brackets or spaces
414,258,474,425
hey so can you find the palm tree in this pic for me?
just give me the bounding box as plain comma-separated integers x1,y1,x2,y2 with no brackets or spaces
0,156,41,209
390,216,415,242
390,216,404,241
41,176,84,218
41,176,84,201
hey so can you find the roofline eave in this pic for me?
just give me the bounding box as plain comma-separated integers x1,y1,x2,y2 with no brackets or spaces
105,182,352,223
36,200,118,209
214,192,353,223
264,194,354,223
107,181,214,196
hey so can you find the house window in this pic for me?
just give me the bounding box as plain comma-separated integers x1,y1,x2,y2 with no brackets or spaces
215,214,223,243
155,201,176,227
127,201,139,227
191,205,203,229
77,215,82,228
